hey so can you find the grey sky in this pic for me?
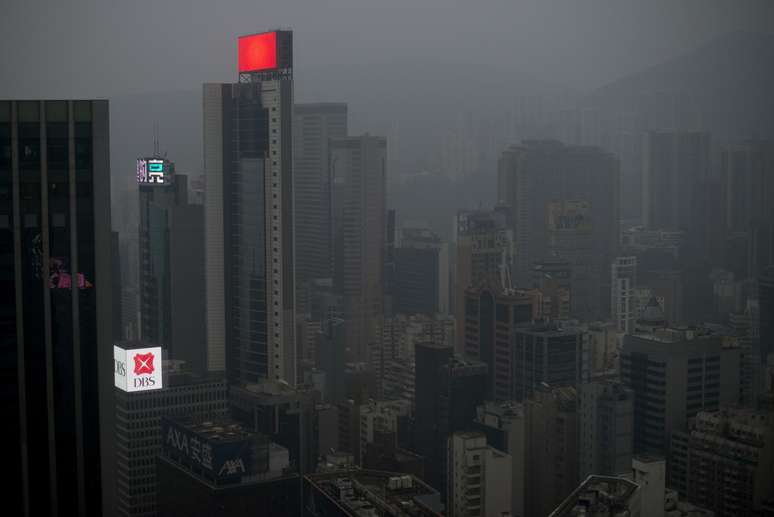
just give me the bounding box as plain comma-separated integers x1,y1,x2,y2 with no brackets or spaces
2,0,772,98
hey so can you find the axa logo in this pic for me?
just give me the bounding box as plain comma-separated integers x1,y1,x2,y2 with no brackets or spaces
133,352,155,375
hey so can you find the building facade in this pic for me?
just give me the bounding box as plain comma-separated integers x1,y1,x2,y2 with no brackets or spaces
1,99,113,516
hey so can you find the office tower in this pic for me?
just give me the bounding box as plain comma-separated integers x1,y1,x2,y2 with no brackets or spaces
316,317,347,403
413,343,487,496
330,135,387,361
358,399,411,467
586,321,619,373
114,361,227,516
157,416,300,517
498,140,619,320
204,30,295,383
761,266,774,365
362,428,425,479
112,231,124,340
611,256,637,334
1,100,112,516
304,470,444,516
578,378,634,479
473,401,528,517
643,131,712,255
720,140,774,235
531,257,572,320
526,385,579,517
138,161,207,374
447,432,512,517
293,103,347,309
454,208,515,353
512,322,586,401
229,380,320,476
393,227,446,316
463,286,537,400
670,408,774,517
620,326,741,456
548,476,640,517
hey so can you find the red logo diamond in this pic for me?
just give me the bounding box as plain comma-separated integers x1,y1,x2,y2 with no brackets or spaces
133,352,155,375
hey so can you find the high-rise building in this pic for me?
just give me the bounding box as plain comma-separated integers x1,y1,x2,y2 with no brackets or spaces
138,162,207,374
413,343,487,496
330,135,387,362
393,227,446,316
620,325,741,456
453,208,515,353
611,256,638,334
204,30,295,384
512,322,587,401
112,231,124,341
670,408,774,517
463,286,537,400
720,140,774,235
1,99,112,516
498,140,619,319
531,257,572,320
447,432,512,517
643,131,713,259
114,361,227,516
157,416,300,517
578,378,634,479
525,385,580,517
760,266,774,366
293,103,347,309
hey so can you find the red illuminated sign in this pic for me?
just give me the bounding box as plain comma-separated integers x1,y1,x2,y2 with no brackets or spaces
238,32,278,73
133,352,156,376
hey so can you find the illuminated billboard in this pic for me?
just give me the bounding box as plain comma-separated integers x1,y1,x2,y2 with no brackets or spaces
114,345,163,392
237,30,292,73
137,158,170,185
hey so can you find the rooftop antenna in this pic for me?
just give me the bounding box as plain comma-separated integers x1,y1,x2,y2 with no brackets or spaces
153,122,160,157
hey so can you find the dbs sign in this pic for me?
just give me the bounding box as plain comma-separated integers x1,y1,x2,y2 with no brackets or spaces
114,345,163,392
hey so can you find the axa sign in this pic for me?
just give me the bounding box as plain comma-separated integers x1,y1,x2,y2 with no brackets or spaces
114,345,163,392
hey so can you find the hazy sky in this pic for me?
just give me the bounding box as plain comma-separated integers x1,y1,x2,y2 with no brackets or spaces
2,0,772,97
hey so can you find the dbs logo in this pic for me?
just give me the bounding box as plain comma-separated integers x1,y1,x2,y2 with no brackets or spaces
133,352,155,375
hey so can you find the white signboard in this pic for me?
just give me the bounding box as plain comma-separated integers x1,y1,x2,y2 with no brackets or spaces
114,345,163,392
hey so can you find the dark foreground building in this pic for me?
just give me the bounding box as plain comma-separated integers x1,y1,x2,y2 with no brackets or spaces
1,99,113,516
157,416,301,517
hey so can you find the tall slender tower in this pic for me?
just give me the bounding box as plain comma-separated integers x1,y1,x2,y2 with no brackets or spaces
1,100,113,516
204,30,296,384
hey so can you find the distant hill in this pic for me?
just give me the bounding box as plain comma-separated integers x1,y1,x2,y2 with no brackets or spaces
587,31,774,140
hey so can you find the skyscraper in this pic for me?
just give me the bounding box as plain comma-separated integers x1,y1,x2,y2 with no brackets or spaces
330,135,387,362
293,103,347,310
138,160,207,374
611,256,638,334
498,140,619,320
760,266,774,365
204,30,295,384
393,227,445,316
1,99,112,516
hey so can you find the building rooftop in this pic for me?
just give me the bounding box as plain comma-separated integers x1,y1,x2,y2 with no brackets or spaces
306,470,443,516
549,475,640,517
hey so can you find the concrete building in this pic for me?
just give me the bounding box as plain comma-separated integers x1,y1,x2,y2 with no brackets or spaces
293,103,348,310
463,286,538,399
498,140,620,320
203,30,295,384
454,208,515,354
760,266,774,366
447,432,512,517
1,99,113,516
358,400,411,467
579,378,634,479
114,363,227,516
330,135,387,362
612,256,638,334
670,408,774,516
720,140,774,235
620,324,742,456
303,470,444,516
512,322,587,401
531,256,573,320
